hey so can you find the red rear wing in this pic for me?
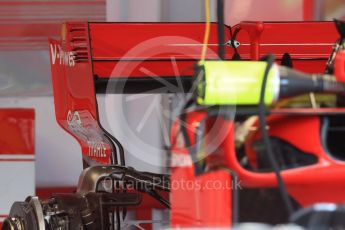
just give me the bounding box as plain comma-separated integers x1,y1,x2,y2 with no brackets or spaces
234,21,338,72
49,22,113,165
49,21,339,166
89,22,230,78
48,22,229,165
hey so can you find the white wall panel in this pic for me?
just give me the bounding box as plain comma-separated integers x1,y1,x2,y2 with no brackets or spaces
0,97,82,187
225,0,304,25
0,161,35,214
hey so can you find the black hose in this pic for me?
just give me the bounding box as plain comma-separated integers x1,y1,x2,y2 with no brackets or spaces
217,0,225,60
103,133,118,165
95,99,124,166
258,54,294,216
103,129,126,166
230,27,242,60
229,170,239,225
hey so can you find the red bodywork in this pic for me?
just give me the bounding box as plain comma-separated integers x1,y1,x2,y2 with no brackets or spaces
49,21,343,227
229,21,345,207
243,114,345,207
170,21,345,225
49,23,113,165
170,111,233,228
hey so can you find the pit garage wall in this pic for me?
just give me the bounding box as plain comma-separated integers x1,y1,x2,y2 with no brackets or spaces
225,0,304,25
0,109,35,226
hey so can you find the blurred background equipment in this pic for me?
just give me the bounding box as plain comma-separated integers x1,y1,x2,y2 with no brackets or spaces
0,109,35,229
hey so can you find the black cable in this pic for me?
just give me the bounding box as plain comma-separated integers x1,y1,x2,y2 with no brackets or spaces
147,190,171,209
102,131,126,227
194,116,207,174
103,129,126,166
177,97,240,224
258,54,294,216
169,68,204,158
230,171,239,225
95,98,123,166
229,27,242,60
103,134,118,165
114,179,120,230
232,27,241,42
180,108,224,174
116,203,121,229
193,111,239,224
216,1,241,223
106,132,127,225
111,178,116,230
217,0,225,60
